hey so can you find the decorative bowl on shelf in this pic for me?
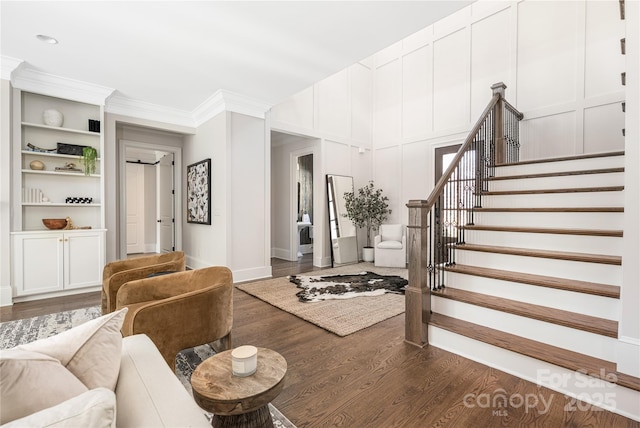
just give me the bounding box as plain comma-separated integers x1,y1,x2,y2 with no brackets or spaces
42,218,67,230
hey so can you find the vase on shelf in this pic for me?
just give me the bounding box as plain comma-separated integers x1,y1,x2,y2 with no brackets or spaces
43,109,63,127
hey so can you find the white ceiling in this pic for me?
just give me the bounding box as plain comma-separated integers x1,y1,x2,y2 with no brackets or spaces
1,1,472,117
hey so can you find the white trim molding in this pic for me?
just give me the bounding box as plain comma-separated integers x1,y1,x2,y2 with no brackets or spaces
10,65,114,105
0,56,24,81
192,89,272,125
106,93,196,128
0,285,13,307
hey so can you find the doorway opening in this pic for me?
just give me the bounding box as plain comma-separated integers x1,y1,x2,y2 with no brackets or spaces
270,130,320,267
118,139,183,259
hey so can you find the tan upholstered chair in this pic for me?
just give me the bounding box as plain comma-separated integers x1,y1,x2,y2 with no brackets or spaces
116,266,233,369
102,251,186,315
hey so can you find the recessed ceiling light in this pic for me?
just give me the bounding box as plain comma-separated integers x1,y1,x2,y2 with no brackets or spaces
36,34,58,44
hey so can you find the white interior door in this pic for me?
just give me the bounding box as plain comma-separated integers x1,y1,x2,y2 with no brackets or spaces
126,163,145,254
158,153,175,253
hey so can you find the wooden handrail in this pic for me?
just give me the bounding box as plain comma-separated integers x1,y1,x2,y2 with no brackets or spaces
407,93,501,213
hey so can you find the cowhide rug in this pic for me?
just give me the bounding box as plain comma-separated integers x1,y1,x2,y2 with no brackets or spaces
289,271,408,303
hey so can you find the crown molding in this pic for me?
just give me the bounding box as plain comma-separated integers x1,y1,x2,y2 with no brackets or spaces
4,58,271,127
10,65,114,105
105,93,196,128
192,89,272,126
0,56,24,81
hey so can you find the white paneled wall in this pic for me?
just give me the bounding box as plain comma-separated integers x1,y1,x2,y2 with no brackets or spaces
371,0,623,159
270,0,626,261
402,45,431,138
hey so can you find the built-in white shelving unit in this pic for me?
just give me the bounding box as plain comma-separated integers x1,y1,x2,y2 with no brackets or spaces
11,91,106,299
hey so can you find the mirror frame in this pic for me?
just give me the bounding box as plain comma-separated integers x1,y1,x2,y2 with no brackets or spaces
326,174,358,267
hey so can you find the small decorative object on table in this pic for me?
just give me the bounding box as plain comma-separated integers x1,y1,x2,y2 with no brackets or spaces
57,142,87,156
29,160,45,170
65,197,93,204
62,216,91,230
42,109,63,127
55,162,82,173
26,143,56,153
42,218,67,230
231,345,258,377
88,119,101,132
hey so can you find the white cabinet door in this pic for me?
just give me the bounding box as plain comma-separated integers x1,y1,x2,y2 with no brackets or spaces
12,230,105,297
64,231,104,290
12,233,64,296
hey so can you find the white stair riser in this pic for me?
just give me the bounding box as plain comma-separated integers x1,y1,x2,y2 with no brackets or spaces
496,156,625,177
445,271,620,320
428,326,640,421
482,191,624,208
431,297,617,361
454,250,622,286
489,172,624,192
474,211,624,229
463,230,623,256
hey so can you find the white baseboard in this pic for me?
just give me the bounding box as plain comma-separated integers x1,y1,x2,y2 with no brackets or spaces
12,286,101,304
232,266,272,283
271,247,295,261
185,254,210,270
0,285,13,306
617,337,640,377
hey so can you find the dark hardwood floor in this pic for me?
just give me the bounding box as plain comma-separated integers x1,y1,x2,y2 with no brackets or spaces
2,255,638,427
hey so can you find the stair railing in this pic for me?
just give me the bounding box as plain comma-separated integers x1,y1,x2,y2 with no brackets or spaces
405,82,524,347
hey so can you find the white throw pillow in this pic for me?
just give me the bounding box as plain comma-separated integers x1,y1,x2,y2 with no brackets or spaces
2,388,116,428
14,307,127,391
0,349,88,424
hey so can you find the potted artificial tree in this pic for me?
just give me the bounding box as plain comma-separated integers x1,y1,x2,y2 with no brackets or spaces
343,181,391,262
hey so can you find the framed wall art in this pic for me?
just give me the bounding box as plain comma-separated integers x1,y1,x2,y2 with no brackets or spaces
187,158,211,224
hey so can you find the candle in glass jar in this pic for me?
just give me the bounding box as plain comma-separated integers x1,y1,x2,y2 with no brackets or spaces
231,345,258,377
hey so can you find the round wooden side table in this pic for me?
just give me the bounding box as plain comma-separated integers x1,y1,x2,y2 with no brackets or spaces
191,347,287,428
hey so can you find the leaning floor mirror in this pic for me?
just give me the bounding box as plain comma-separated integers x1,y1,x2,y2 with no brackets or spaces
326,174,358,267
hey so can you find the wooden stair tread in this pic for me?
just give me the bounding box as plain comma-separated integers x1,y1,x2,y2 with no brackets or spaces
455,243,622,265
461,225,623,237
445,264,620,298
498,151,625,167
432,287,618,337
482,186,623,195
489,167,624,181
474,207,624,212
429,313,640,391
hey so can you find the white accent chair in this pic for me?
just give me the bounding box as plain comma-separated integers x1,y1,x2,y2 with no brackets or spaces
374,224,407,268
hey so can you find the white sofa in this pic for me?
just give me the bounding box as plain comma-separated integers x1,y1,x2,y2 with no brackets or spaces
0,309,210,427
115,334,210,427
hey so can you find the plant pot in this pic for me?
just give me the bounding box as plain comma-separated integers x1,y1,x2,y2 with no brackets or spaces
362,247,374,262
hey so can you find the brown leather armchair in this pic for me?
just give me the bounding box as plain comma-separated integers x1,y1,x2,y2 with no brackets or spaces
115,266,233,369
102,251,186,315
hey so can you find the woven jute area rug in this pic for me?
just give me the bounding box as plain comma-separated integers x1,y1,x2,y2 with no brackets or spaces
236,262,408,337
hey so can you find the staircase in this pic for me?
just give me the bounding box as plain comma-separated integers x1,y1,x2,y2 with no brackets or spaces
424,151,640,418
